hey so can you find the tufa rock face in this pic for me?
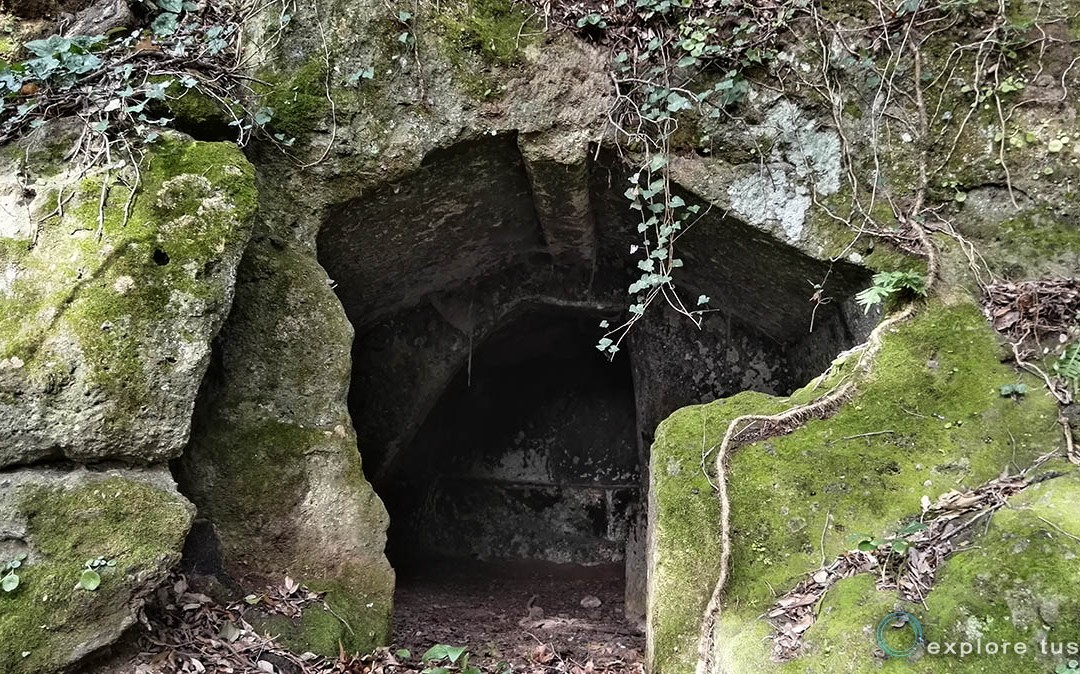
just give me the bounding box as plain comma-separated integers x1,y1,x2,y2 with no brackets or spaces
0,466,194,674
177,237,395,656
0,129,257,468
647,303,1072,674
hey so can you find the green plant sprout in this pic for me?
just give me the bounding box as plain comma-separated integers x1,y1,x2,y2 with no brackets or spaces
1054,342,1080,398
421,644,481,674
78,557,115,592
2,554,26,593
848,521,928,555
856,271,928,314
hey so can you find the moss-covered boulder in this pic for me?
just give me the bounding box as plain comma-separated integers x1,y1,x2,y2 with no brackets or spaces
177,237,394,657
648,301,1069,674
701,468,1080,674
0,127,256,467
0,466,194,674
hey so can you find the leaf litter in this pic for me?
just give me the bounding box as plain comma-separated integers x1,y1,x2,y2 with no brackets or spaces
82,568,644,674
767,466,1064,661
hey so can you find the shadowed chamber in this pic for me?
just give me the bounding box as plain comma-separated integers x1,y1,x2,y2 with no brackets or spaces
380,309,639,570
314,135,873,649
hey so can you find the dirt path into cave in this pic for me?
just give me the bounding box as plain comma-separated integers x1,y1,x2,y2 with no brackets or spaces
392,561,644,671
76,561,644,674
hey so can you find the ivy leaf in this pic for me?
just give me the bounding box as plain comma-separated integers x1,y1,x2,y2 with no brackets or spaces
422,645,465,664
348,67,376,84
151,12,179,36
254,108,274,126
897,0,920,14
998,383,1027,398
697,294,710,306
665,91,693,112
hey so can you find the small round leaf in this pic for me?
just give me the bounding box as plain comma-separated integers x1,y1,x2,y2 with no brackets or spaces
79,569,101,591
2,572,19,592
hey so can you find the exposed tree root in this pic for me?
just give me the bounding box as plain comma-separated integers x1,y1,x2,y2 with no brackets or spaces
695,222,938,674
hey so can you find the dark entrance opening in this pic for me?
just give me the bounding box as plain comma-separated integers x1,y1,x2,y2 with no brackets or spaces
376,307,644,655
316,136,875,665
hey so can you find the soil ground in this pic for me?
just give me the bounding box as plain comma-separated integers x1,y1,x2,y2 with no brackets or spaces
392,560,644,669
75,559,645,674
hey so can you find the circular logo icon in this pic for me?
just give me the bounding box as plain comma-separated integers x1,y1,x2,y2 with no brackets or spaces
875,610,923,658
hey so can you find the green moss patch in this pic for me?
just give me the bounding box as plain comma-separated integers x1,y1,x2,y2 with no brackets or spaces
434,0,538,66
649,391,790,674
980,208,1080,278
428,0,540,99
254,59,331,139
0,474,192,674
0,133,256,436
713,469,1080,673
250,568,393,657
157,80,240,139
649,302,1062,674
183,420,317,553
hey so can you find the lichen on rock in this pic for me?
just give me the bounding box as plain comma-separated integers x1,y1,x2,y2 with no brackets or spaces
0,128,257,467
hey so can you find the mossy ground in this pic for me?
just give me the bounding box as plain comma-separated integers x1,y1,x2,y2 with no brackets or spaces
0,476,192,674
712,467,1080,674
650,302,1064,674
251,568,393,657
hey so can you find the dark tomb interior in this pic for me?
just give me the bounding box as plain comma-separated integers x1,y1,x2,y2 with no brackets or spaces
380,309,640,572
